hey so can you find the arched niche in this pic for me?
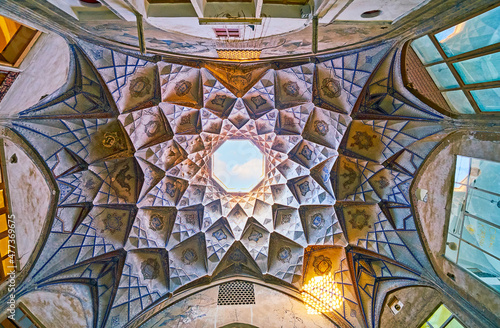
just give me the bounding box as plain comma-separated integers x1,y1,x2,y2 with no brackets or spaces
137,278,338,328
0,126,57,296
411,130,500,325
17,287,91,328
219,324,259,328
379,285,477,328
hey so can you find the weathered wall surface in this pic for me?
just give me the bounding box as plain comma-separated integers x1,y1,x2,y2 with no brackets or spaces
379,285,483,328
0,32,69,116
413,130,500,325
143,283,336,328
3,139,51,269
380,286,441,328
19,288,90,328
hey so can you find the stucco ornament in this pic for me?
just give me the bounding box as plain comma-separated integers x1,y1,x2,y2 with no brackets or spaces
10,38,446,328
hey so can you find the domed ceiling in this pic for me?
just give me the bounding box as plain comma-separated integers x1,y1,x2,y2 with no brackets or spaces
7,37,451,327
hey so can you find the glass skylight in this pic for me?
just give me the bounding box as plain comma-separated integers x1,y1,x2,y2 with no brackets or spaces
410,5,500,114
212,139,265,193
445,155,500,294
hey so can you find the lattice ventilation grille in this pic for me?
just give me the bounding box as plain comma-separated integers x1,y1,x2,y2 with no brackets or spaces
216,49,261,60
217,281,256,305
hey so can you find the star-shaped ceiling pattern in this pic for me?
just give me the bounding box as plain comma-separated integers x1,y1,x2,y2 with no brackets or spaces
9,39,450,328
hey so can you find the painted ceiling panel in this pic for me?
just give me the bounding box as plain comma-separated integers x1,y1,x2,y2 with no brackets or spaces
6,37,452,328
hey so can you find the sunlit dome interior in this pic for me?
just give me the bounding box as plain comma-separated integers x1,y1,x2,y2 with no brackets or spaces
0,1,499,328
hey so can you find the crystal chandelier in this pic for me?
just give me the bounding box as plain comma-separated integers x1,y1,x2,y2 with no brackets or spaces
301,273,344,314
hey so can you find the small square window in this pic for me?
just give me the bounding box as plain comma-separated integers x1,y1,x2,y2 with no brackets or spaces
420,304,465,328
214,28,240,38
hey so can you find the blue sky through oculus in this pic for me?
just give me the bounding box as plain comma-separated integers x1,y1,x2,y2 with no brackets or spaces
212,139,265,192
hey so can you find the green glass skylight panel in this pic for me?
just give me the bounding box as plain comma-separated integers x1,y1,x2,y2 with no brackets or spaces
442,90,475,114
454,155,470,184
425,63,459,89
411,35,443,64
463,215,500,258
470,157,500,194
427,305,452,327
457,242,500,280
420,304,466,328
470,88,500,111
445,156,500,295
449,186,465,236
466,189,500,224
453,52,500,84
435,6,500,56
445,318,465,328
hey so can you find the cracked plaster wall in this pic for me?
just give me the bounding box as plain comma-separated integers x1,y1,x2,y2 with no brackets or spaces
18,289,89,328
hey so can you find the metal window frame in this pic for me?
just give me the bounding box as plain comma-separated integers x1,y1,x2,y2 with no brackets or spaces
410,3,500,114
213,27,240,38
445,155,500,292
419,303,466,328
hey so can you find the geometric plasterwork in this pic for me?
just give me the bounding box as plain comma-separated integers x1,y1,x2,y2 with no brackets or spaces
7,38,451,328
